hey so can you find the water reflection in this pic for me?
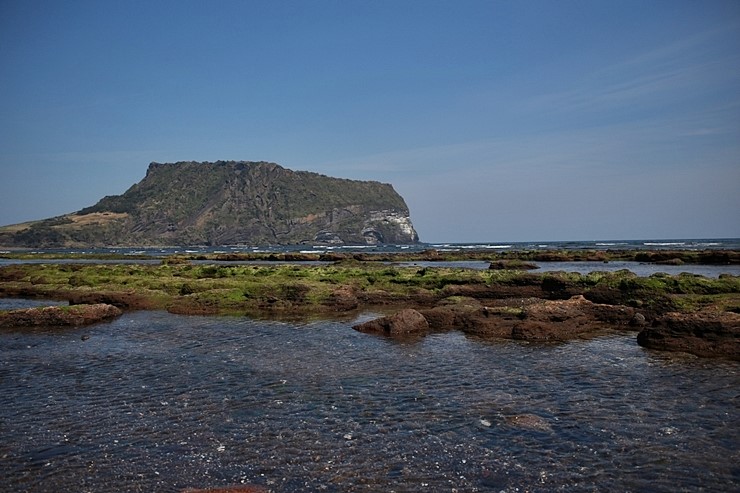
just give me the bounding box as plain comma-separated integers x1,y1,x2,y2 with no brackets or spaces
1,308,738,492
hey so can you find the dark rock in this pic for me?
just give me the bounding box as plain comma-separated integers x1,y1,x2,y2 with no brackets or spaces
698,251,738,264
584,286,625,305
630,312,647,326
353,308,429,336
318,252,349,262
511,295,636,341
181,486,267,493
68,291,155,310
324,285,359,311
420,302,519,338
656,258,684,265
419,305,458,329
532,252,570,262
488,260,539,270
0,303,122,328
637,311,740,359
504,414,553,432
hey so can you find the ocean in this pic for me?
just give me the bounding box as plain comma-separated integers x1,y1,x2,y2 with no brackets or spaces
3,237,739,257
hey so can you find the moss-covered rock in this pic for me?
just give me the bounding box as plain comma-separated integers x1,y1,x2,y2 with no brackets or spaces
0,303,122,328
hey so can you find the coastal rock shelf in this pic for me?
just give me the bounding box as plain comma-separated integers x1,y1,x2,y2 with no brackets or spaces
355,295,639,341
1,250,739,359
637,311,740,359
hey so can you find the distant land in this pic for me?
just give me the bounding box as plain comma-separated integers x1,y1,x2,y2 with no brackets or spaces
0,161,419,248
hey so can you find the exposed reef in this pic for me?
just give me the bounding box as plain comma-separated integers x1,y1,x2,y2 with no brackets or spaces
637,311,740,359
0,250,738,358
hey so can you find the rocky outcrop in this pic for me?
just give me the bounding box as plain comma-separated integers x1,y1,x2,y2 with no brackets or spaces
357,295,639,341
324,285,359,311
511,295,636,341
0,161,419,248
488,260,539,270
353,308,429,336
0,303,122,328
637,311,740,360
420,299,520,338
67,291,157,310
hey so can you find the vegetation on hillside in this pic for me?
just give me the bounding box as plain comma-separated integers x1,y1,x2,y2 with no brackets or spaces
0,161,418,248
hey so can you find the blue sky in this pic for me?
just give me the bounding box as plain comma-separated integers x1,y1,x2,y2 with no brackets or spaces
1,0,738,243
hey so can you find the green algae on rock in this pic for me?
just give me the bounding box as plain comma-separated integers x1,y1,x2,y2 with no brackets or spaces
0,303,122,328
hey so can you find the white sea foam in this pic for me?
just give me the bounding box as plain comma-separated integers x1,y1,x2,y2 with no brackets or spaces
460,244,512,249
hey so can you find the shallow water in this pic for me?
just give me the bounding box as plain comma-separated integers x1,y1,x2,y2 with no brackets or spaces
1,304,738,492
395,260,740,278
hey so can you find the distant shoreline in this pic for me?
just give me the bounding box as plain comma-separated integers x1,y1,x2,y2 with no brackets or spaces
1,246,739,266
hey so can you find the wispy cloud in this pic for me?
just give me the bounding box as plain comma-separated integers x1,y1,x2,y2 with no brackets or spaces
524,22,740,115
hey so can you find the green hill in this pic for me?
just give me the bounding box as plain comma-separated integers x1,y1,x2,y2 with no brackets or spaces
0,161,419,248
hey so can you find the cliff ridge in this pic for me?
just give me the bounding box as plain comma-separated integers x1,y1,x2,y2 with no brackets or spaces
0,161,419,247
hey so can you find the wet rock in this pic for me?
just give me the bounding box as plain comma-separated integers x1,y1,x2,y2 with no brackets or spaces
656,258,684,265
418,305,458,329
698,251,739,264
421,303,520,338
67,291,155,310
637,311,740,360
488,260,539,270
0,303,122,328
419,295,637,341
420,297,511,336
352,308,429,336
512,295,635,341
504,414,553,432
324,285,359,311
181,486,267,493
630,312,647,327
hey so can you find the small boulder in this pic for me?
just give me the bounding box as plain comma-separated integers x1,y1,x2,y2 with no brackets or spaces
353,308,429,336
504,414,553,432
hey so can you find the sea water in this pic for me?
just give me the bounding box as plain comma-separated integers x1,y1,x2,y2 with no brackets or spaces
1,304,738,492
2,237,739,257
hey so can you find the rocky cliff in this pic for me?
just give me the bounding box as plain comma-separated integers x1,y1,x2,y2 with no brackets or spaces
0,161,419,247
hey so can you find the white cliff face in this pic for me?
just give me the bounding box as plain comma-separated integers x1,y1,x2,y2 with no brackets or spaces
387,213,417,239
364,210,419,244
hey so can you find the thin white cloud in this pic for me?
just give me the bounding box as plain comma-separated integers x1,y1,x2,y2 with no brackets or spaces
525,22,740,115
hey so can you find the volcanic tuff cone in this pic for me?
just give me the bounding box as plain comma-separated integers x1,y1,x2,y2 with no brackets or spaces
0,161,419,247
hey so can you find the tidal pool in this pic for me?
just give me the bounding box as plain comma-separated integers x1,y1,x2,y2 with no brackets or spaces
1,303,737,492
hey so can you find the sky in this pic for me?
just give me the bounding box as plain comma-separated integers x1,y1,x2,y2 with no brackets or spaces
1,0,738,243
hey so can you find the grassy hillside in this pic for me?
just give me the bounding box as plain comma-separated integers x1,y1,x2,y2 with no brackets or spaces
0,161,418,247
